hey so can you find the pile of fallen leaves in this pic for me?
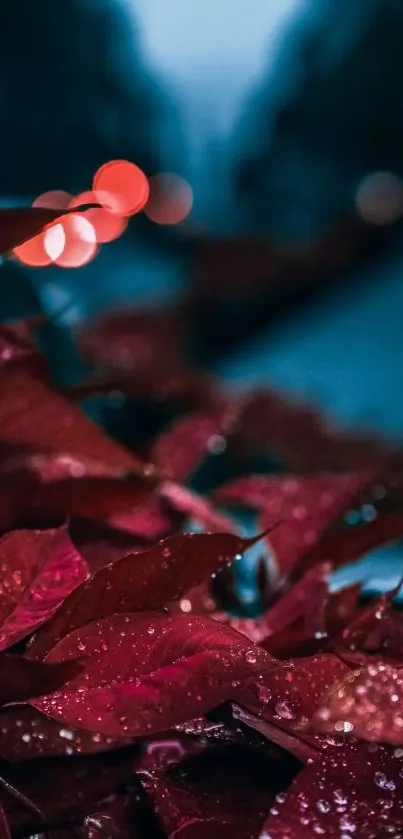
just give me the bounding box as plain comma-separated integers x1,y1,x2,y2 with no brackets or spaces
0,209,403,838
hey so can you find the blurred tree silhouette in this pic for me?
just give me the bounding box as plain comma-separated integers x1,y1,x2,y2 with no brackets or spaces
233,0,403,242
0,0,184,199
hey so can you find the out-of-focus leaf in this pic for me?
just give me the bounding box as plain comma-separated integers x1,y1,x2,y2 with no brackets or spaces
314,660,403,745
151,402,235,481
30,532,262,656
217,472,374,579
0,527,88,650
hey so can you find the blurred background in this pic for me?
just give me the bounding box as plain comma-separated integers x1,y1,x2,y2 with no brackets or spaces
1,0,403,591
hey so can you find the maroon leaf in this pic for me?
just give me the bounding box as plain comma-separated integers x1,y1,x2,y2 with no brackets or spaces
0,654,81,705
0,706,130,761
314,660,403,745
259,741,403,839
222,563,330,650
159,482,237,533
239,389,390,472
135,737,294,839
0,206,71,254
259,473,375,579
3,746,137,836
0,343,161,526
77,308,184,374
151,403,235,481
32,612,276,736
0,527,88,650
29,532,263,657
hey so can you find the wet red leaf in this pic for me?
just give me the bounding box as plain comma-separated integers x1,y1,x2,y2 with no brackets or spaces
0,527,88,650
30,532,262,656
32,612,276,737
259,741,403,838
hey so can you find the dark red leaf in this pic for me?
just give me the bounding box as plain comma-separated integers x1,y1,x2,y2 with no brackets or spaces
151,402,236,481
159,482,237,533
29,531,263,657
0,348,161,525
77,308,184,374
217,473,374,579
135,737,293,839
0,654,81,705
0,706,130,761
0,527,88,650
314,660,403,745
3,746,137,836
259,741,403,838
239,389,390,471
218,563,330,647
258,473,376,579
0,206,70,254
32,612,276,737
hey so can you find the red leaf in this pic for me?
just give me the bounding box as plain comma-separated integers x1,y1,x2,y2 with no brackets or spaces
151,403,235,481
0,654,81,705
253,473,374,578
135,737,293,839
160,482,237,533
29,532,263,657
0,527,88,650
0,206,70,254
222,563,330,649
259,741,403,839
32,612,276,736
0,343,160,525
314,660,403,745
0,706,129,761
3,746,137,836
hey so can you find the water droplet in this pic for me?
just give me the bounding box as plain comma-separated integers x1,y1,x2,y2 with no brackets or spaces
316,800,330,813
206,434,227,455
275,701,294,720
245,650,257,664
59,728,74,740
147,626,155,635
77,641,86,652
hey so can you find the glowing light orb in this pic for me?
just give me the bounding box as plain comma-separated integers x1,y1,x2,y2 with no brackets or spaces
32,190,72,210
145,174,193,225
55,214,98,269
69,191,127,243
44,223,66,260
93,160,149,217
356,171,403,226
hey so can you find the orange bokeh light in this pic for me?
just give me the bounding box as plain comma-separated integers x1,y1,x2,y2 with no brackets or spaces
32,190,72,210
13,223,65,268
69,191,127,243
93,160,149,217
55,214,98,269
144,174,193,225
